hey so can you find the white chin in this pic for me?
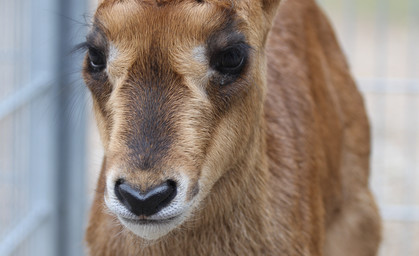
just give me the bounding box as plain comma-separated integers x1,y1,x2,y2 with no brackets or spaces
119,216,184,240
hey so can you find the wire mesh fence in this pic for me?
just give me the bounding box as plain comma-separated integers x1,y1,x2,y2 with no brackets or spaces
0,0,58,255
0,0,88,255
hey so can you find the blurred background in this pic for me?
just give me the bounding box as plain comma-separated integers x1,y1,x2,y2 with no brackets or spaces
0,0,418,255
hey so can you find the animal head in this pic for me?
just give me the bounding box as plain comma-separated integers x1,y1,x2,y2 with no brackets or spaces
83,0,280,240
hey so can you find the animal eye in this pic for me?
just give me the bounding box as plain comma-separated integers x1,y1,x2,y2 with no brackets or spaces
88,47,106,72
212,45,248,75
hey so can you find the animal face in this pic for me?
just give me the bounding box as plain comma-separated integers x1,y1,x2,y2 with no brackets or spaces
83,0,273,240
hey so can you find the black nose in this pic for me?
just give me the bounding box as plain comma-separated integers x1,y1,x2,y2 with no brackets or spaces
114,180,177,216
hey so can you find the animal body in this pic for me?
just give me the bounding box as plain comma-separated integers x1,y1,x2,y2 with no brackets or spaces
83,0,381,255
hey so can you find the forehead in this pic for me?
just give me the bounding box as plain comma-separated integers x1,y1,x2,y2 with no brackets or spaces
93,0,238,47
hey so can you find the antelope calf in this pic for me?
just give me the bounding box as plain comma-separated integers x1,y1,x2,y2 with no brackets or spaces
83,0,381,255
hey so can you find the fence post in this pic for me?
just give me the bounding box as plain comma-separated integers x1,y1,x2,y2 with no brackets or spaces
56,0,88,255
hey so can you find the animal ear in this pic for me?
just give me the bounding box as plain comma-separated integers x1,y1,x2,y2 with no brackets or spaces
261,0,282,22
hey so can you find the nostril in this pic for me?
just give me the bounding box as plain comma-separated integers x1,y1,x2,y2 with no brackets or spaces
115,178,124,186
158,179,177,207
114,179,139,214
114,179,177,217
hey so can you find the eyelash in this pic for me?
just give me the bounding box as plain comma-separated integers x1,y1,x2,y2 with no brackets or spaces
73,41,93,53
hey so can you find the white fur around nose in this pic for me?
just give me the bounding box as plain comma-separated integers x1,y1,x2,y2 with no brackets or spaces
104,169,195,240
192,45,207,64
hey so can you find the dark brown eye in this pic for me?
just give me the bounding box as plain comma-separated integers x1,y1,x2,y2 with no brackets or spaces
88,47,106,72
211,44,249,76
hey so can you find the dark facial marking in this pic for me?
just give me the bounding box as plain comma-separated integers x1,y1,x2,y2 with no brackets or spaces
206,20,250,81
119,47,186,171
188,182,200,200
84,22,109,73
81,23,112,119
205,19,252,114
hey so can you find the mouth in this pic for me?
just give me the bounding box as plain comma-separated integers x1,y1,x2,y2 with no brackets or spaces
116,213,186,240
119,215,181,225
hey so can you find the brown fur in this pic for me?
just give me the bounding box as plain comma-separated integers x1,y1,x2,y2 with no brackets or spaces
84,0,381,255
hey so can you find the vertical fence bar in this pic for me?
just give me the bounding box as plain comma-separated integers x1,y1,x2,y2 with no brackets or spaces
56,0,88,255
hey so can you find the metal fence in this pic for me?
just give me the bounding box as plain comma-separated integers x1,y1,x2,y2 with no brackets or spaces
0,0,88,255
